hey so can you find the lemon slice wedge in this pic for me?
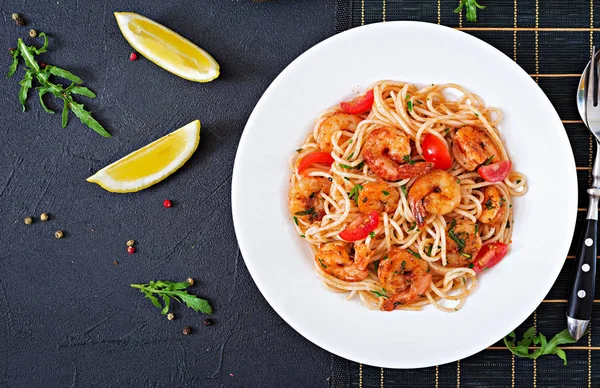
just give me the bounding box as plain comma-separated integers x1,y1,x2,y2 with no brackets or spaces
87,120,200,193
115,12,219,82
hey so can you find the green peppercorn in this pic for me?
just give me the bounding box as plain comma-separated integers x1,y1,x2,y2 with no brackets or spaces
29,29,36,38
55,230,64,239
40,213,48,221
11,13,19,21
24,217,33,225
186,277,194,286
167,313,175,321
126,239,135,247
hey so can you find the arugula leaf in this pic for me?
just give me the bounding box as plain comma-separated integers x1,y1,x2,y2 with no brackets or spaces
18,70,33,111
503,327,577,365
9,33,110,136
131,280,212,315
454,0,486,22
7,47,20,78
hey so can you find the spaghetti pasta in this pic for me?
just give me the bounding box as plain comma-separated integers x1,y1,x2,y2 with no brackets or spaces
289,81,527,312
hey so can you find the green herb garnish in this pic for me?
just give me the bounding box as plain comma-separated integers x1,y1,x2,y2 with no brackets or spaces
293,216,299,226
8,32,110,137
407,100,413,112
295,207,316,217
483,155,495,166
407,222,417,231
403,155,416,165
405,94,411,101
448,219,466,252
485,199,494,210
355,162,365,170
474,224,479,234
340,163,352,169
381,190,390,196
444,128,450,135
371,288,387,298
131,280,212,315
506,221,511,228
317,258,328,269
373,260,380,272
369,231,376,238
504,327,577,365
427,244,433,257
468,263,474,268
406,248,421,259
296,148,303,153
401,185,408,196
516,179,521,184
347,152,354,160
349,184,363,205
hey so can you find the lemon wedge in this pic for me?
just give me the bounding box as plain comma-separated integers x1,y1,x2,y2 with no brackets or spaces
87,120,201,193
114,12,219,82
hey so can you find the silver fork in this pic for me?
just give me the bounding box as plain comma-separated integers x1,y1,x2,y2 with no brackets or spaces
567,46,600,340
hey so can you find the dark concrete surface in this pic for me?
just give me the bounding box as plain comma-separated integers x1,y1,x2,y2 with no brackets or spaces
0,1,334,386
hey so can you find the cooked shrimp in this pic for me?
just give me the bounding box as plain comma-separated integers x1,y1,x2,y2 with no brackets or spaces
289,177,331,222
452,126,500,171
478,186,507,225
316,114,362,152
363,127,434,181
316,242,369,282
408,169,461,228
357,181,400,214
378,248,432,311
446,220,482,267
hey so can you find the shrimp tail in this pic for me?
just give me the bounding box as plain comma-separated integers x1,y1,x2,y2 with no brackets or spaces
396,162,434,180
409,197,427,228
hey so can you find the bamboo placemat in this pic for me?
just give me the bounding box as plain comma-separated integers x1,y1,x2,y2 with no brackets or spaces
331,1,599,386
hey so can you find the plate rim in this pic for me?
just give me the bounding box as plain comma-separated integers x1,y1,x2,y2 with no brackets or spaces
232,20,578,369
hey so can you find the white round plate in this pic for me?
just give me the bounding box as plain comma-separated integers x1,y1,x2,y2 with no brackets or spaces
232,22,577,368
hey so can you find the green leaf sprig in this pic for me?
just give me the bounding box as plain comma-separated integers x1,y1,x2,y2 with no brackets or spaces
131,280,213,315
454,0,486,22
503,327,578,365
7,32,110,137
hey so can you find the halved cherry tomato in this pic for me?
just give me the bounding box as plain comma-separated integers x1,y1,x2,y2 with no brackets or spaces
339,211,379,241
478,161,512,182
297,152,334,175
472,242,508,273
422,134,452,170
340,90,374,114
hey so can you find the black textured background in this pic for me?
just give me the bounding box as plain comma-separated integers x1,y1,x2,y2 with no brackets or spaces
0,1,333,387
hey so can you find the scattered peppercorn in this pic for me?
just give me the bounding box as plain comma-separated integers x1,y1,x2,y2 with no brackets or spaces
163,199,172,208
203,319,213,326
129,52,138,61
113,260,118,266
11,13,25,26
187,277,194,286
39,62,46,69
55,230,64,239
24,217,33,225
40,213,49,221
29,29,37,38
127,246,136,254
126,239,135,247
167,313,175,321
9,47,16,55
182,326,192,335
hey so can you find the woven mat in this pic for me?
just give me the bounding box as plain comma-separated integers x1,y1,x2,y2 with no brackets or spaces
331,1,599,387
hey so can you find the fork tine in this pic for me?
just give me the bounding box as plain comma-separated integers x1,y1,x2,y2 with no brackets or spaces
587,46,598,127
593,46,598,107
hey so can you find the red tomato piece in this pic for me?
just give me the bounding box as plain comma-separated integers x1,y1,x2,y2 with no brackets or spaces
339,211,379,242
422,134,452,170
297,152,334,174
478,161,512,182
340,90,374,114
472,242,508,273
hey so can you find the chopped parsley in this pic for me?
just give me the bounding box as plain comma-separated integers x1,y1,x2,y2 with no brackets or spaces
296,148,303,153
461,253,472,259
362,197,368,203
344,177,350,181
382,255,389,260
444,128,450,135
348,184,363,205
483,155,495,166
475,113,479,117
402,155,416,165
369,231,376,238
426,267,431,273
300,234,305,238
371,290,388,298
381,190,390,196
373,260,380,272
293,216,299,226
317,258,327,269
406,248,421,259
468,263,474,269
516,179,521,184
401,260,407,269
401,185,408,196
416,100,423,105
448,219,466,253
347,152,354,160
355,162,365,170
349,139,353,144
339,163,352,169
506,221,511,228
474,224,479,234
456,179,461,184
407,100,413,112
407,222,417,231
405,94,411,101
427,244,433,256
485,199,494,210
500,197,506,206
295,207,317,217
